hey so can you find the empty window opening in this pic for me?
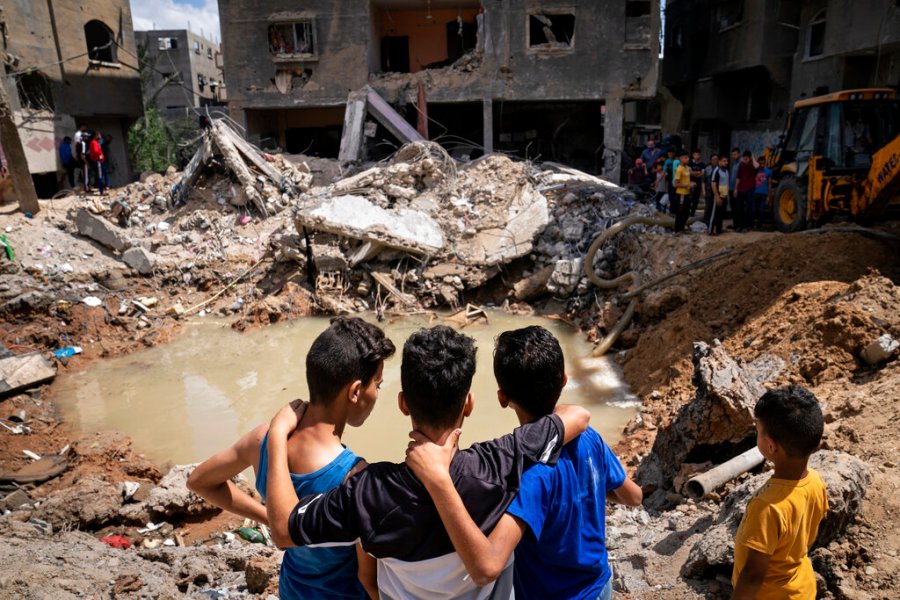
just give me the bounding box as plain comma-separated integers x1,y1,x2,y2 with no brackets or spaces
747,84,772,121
158,37,178,50
626,1,652,18
207,47,213,59
197,74,206,90
85,20,117,63
17,71,54,110
193,40,201,54
528,13,575,49
269,21,316,58
625,1,652,44
806,10,826,58
716,1,744,30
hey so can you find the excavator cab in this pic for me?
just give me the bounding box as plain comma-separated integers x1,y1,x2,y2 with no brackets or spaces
770,89,900,231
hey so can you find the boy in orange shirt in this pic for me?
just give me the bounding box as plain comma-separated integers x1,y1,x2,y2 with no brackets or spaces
731,386,828,599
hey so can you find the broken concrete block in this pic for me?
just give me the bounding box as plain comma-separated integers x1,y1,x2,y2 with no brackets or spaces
0,352,56,396
122,247,157,276
681,450,870,579
636,341,785,508
513,266,554,301
547,258,584,298
75,209,131,252
295,195,445,255
311,244,349,272
453,186,550,266
860,334,898,365
1,489,32,511
33,475,123,529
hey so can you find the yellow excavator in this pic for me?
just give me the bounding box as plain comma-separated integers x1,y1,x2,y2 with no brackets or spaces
768,88,900,232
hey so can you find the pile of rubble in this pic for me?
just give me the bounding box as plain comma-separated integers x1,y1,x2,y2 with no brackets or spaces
289,141,645,313
0,118,645,378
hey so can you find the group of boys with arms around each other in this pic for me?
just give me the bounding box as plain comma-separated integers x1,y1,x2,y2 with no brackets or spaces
631,139,773,236
59,124,110,195
189,317,828,600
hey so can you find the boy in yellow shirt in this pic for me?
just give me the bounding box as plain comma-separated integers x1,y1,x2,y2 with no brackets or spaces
673,149,694,232
732,386,828,599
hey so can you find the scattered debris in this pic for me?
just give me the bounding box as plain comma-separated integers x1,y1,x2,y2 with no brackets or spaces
860,333,898,365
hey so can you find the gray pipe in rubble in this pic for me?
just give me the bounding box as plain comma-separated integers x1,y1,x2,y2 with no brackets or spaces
685,447,765,499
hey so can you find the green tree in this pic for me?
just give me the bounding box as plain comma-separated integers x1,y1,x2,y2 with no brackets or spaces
128,105,171,172
127,39,200,173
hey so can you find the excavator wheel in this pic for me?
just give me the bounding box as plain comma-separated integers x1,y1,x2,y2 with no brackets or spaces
772,176,808,232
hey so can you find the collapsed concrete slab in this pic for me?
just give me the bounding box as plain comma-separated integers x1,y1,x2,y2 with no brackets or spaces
295,194,445,255
75,209,131,252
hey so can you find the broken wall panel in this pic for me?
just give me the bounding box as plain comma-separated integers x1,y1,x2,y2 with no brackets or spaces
220,0,371,109
373,6,481,73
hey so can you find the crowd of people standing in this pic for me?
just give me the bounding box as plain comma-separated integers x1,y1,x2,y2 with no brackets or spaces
628,138,772,235
58,124,112,195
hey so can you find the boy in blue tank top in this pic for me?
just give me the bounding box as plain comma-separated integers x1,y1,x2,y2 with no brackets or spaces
405,325,644,599
188,317,395,599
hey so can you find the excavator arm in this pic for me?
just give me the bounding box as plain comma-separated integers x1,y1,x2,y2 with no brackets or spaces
854,132,900,218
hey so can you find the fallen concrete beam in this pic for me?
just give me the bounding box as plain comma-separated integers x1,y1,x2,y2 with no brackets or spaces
366,88,425,146
295,194,445,255
210,121,268,216
338,90,368,162
220,124,291,192
0,352,56,396
75,209,131,252
171,136,212,207
371,271,417,307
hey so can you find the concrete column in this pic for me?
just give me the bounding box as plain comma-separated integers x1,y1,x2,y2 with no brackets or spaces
0,81,39,214
482,98,493,154
602,95,624,184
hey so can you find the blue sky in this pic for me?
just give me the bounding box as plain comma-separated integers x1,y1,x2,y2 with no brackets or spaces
131,0,221,43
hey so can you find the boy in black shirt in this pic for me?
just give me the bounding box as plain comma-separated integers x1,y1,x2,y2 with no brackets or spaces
266,326,590,600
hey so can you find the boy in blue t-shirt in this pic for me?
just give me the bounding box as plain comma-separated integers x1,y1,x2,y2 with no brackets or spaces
406,326,643,599
188,317,396,599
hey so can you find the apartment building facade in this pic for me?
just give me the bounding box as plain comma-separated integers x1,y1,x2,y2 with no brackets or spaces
219,0,661,181
1,0,143,193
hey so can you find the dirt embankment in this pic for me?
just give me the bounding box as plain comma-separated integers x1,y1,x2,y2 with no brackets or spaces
600,227,900,599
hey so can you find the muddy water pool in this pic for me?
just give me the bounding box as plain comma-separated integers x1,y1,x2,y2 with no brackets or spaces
53,313,639,469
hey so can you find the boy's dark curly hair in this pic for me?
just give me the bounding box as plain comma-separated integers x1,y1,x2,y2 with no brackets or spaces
307,317,395,404
755,386,824,458
400,326,477,429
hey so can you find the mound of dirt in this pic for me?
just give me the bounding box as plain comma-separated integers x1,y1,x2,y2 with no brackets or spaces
606,227,900,599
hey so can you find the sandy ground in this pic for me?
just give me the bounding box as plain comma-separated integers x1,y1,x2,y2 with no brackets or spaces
1,184,899,598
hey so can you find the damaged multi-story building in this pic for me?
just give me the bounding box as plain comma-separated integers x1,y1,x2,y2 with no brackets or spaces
218,0,661,181
1,0,143,195
663,0,900,156
134,29,225,116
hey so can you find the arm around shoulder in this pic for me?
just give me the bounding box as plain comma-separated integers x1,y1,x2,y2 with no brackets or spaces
186,423,269,524
553,404,590,444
